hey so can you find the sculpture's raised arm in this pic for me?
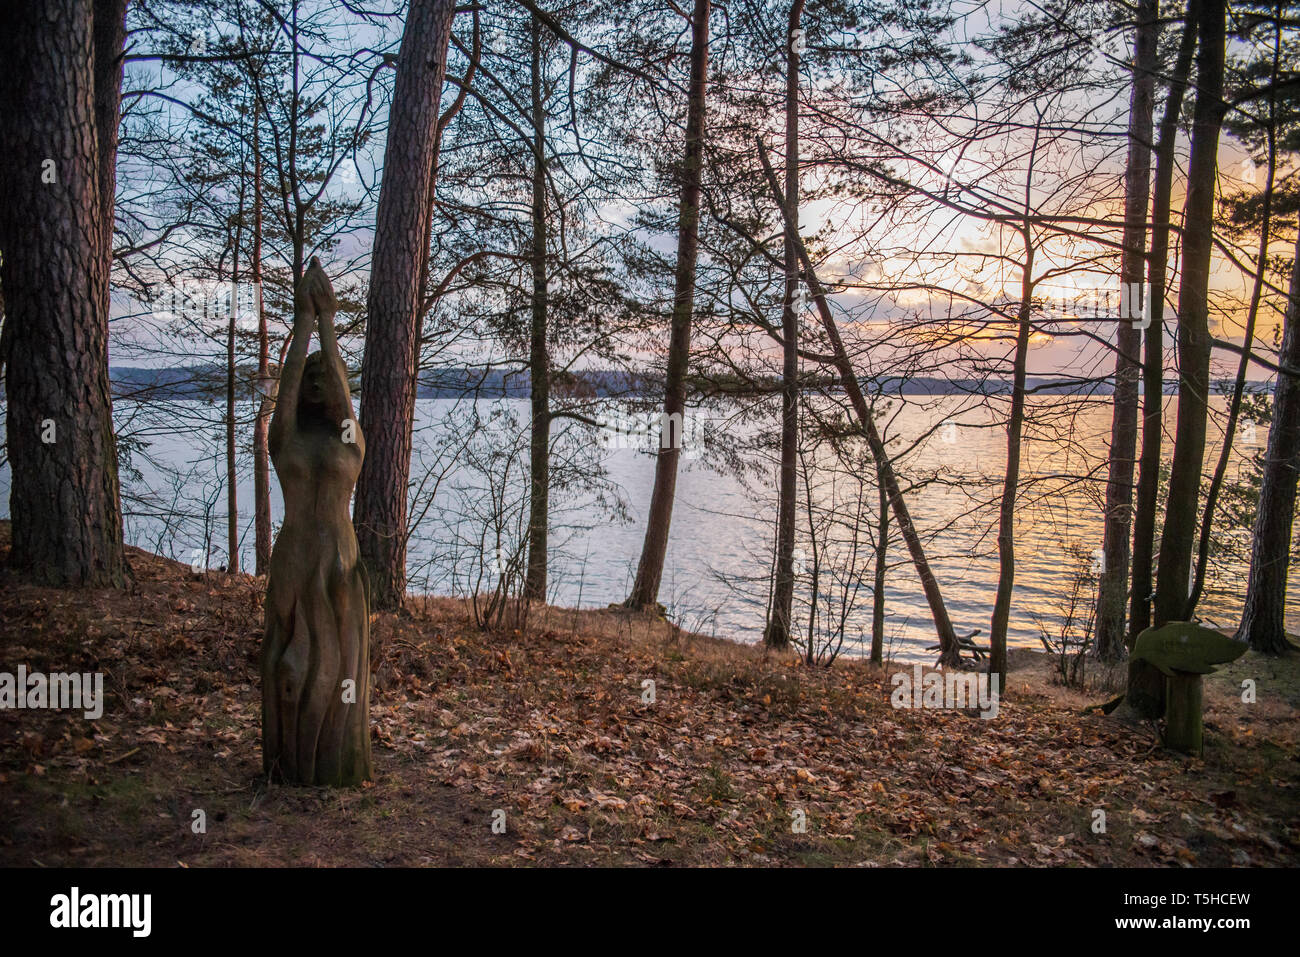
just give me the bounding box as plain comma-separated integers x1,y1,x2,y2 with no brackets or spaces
306,259,357,432
268,265,317,456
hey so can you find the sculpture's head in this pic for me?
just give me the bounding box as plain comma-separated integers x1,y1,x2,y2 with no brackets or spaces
299,351,330,415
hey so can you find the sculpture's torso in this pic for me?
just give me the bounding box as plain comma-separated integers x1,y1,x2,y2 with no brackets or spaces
263,417,371,786
268,425,363,603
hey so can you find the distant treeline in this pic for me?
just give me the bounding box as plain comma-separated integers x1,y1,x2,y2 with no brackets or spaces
100,365,1252,401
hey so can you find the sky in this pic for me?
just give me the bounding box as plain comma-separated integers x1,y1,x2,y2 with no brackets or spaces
107,0,1290,390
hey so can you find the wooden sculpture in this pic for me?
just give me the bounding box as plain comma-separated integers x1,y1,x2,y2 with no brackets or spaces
263,259,372,786
1131,621,1248,756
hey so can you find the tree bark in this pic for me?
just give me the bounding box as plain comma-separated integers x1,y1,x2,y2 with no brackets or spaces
1122,0,1200,720
0,0,125,587
1130,0,1199,640
94,0,127,297
253,120,273,576
765,0,805,650
524,15,551,602
1095,0,1158,659
226,134,248,577
227,241,241,575
625,0,710,610
1153,0,1227,627
353,0,457,609
1238,232,1300,655
1185,11,1282,620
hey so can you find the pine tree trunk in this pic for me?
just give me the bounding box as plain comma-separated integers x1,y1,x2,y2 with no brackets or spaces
766,0,804,650
0,0,125,588
94,0,126,296
626,0,710,610
353,0,457,609
226,149,247,577
1122,0,1201,720
1238,233,1300,655
1153,0,1227,627
1130,0,1199,641
1186,14,1283,620
227,272,240,574
1095,0,1157,659
253,126,272,577
525,16,551,603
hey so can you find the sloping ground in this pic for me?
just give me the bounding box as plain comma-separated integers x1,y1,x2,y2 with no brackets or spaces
0,529,1296,867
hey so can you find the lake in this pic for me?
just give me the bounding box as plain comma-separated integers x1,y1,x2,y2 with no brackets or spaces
2,392,1293,663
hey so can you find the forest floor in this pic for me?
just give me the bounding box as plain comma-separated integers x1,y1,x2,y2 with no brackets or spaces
1,527,1297,867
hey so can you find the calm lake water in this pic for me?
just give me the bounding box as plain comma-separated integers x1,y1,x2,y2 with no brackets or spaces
2,393,1294,662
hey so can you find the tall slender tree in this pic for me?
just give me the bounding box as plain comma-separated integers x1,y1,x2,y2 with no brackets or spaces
227,154,246,575
1153,0,1228,627
1239,233,1300,654
1186,1,1286,620
353,0,458,609
765,0,805,649
625,0,711,611
252,117,273,575
1095,0,1158,659
756,143,965,667
988,140,1040,686
1121,0,1202,721
1130,0,1200,641
524,13,551,602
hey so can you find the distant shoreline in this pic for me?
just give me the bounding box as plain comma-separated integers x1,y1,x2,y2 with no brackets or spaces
92,365,1268,401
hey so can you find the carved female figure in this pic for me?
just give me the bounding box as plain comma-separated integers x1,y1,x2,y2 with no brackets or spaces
263,259,372,785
